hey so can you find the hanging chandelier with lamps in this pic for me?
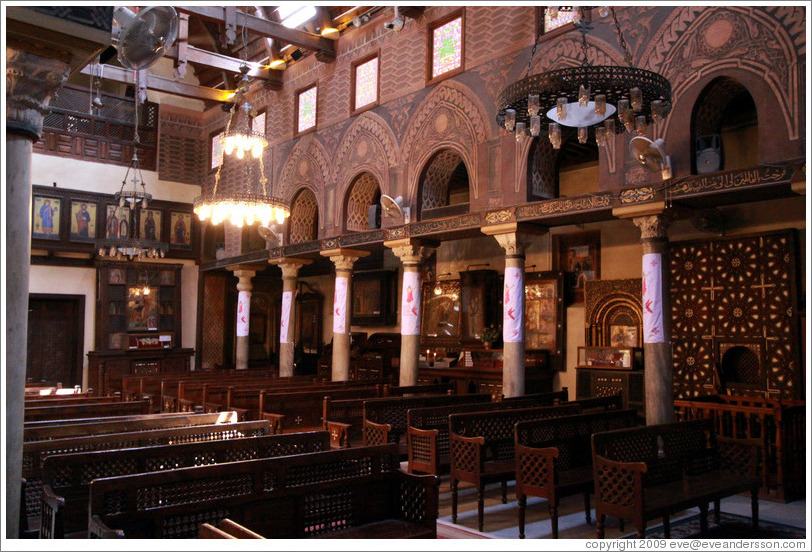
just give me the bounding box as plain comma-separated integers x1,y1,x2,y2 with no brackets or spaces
194,24,290,229
496,6,671,149
96,71,168,260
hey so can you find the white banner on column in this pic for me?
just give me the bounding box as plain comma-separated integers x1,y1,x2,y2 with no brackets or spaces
642,253,664,343
280,291,293,344
401,270,421,336
333,276,348,334
236,291,250,337
503,266,523,343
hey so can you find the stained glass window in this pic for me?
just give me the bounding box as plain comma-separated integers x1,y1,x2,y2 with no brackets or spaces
252,111,266,136
298,86,317,133
544,7,578,33
431,16,462,79
354,57,379,110
211,131,224,169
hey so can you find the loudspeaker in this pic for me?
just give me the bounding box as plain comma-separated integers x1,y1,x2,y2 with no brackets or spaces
290,49,303,61
368,204,380,229
696,134,722,174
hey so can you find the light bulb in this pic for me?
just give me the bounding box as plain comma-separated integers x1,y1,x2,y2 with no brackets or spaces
504,109,516,132
530,114,541,137
252,144,263,158
579,85,590,107
578,126,588,144
651,100,665,122
595,126,607,147
141,197,148,208
515,122,526,141
119,196,125,208
599,6,610,18
635,115,648,137
630,87,643,112
595,94,607,116
236,147,245,160
527,94,540,116
556,97,568,121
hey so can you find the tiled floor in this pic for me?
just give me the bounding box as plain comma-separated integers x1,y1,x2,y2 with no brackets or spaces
435,477,808,540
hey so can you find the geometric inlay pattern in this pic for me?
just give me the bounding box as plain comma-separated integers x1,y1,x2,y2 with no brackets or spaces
421,149,464,210
345,172,380,231
669,231,799,399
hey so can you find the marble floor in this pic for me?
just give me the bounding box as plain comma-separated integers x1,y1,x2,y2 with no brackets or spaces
434,476,808,540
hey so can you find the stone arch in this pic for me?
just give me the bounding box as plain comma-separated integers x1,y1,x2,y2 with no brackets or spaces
343,172,382,232
650,7,801,164
418,149,469,214
288,187,320,244
277,135,331,229
333,111,400,194
401,81,489,204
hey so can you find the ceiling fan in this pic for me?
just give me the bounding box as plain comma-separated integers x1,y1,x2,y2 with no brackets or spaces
112,6,179,70
629,136,672,181
380,194,411,224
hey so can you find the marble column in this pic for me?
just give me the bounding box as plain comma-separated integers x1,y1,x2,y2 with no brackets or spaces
633,214,674,425
270,258,311,377
385,239,436,387
6,48,70,538
230,267,256,370
321,249,369,381
482,224,541,398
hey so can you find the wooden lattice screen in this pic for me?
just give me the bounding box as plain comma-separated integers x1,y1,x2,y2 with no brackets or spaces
669,230,801,400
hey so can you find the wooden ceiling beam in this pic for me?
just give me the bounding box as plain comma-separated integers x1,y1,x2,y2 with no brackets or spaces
177,6,337,61
163,44,283,88
79,63,233,102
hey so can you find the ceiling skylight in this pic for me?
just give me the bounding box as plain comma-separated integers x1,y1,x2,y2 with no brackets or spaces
277,5,317,28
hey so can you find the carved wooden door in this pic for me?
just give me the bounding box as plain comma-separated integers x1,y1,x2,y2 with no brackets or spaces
26,294,85,387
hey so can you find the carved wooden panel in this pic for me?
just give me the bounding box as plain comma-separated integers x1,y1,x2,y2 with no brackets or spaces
584,279,643,348
669,230,800,399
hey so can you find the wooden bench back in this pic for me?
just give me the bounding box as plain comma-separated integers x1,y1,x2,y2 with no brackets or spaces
24,400,151,422
88,444,425,539
364,393,492,441
24,412,238,442
591,418,718,486
500,388,568,403
449,404,581,461
24,395,111,407
515,408,639,471
41,431,330,538
261,385,384,430
22,420,271,525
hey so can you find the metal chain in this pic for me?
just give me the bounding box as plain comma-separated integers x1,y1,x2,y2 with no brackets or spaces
578,7,591,67
610,7,634,67
523,23,543,79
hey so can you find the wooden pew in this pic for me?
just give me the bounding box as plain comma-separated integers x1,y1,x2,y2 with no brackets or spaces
448,403,581,532
513,408,639,538
199,519,265,539
405,388,570,475
260,385,386,433
88,444,439,539
673,394,805,502
21,420,270,536
592,418,761,538
24,399,151,422
24,411,237,442
362,393,494,453
40,430,330,538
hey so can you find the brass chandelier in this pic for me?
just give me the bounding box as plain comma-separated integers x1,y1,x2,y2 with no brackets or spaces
496,7,672,149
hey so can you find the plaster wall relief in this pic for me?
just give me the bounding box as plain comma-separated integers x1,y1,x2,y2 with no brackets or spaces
277,135,331,217
526,137,557,199
288,188,319,244
421,150,465,210
345,172,381,232
401,81,489,204
465,6,534,70
379,15,427,103
653,7,802,149
333,112,400,199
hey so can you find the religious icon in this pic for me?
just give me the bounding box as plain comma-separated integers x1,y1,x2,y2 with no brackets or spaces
170,211,192,246
70,201,96,242
107,205,130,239
140,209,161,241
32,196,61,240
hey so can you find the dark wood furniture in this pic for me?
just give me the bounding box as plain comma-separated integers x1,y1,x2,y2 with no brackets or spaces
673,394,805,502
576,365,645,417
448,403,581,532
592,418,762,538
406,388,569,476
40,431,331,538
23,411,237,442
24,399,150,422
351,332,401,381
199,519,266,539
88,444,439,539
88,348,194,398
514,408,640,538
362,393,493,451
22,420,269,537
419,349,553,399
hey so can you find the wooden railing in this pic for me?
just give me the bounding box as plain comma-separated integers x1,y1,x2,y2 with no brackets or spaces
674,394,805,502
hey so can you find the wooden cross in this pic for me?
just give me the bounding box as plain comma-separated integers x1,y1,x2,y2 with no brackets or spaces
751,274,776,299
700,277,724,301
294,415,303,425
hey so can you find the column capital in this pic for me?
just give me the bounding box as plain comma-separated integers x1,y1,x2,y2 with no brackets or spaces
481,222,546,257
791,164,805,195
228,266,256,291
6,47,71,140
321,248,370,271
384,238,437,266
632,214,673,240
270,257,312,279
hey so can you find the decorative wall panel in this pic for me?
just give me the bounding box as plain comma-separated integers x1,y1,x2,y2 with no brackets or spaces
669,230,800,399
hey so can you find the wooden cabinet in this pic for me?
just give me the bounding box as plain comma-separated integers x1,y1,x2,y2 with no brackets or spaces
419,349,553,400
576,367,645,416
88,348,194,396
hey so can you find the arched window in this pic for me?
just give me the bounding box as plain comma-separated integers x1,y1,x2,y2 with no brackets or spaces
288,188,319,244
691,77,758,174
344,173,381,232
418,149,470,220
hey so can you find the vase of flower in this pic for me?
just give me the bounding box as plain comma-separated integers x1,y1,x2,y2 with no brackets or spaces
480,324,500,350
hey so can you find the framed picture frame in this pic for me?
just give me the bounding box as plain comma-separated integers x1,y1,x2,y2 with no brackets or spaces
139,208,162,242
421,279,462,339
69,200,97,242
554,230,601,304
32,195,62,240
351,270,396,326
524,270,566,371
127,286,158,331
610,324,639,348
169,211,192,247
106,205,131,239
